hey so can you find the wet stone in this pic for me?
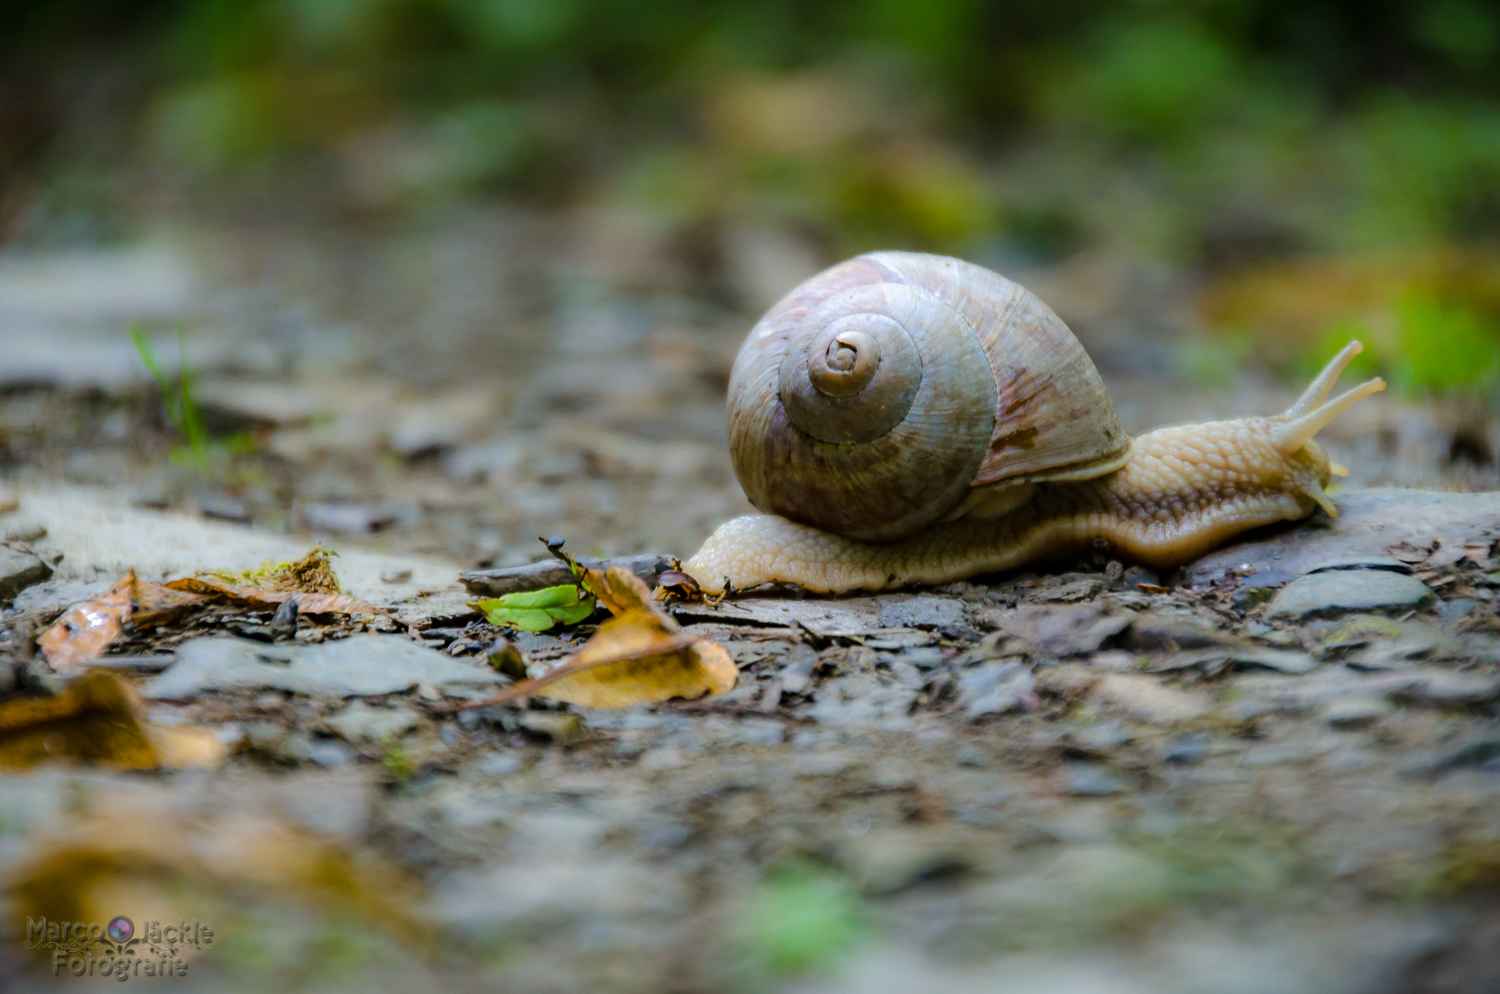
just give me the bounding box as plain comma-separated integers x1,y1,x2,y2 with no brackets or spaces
955,744,991,767
809,674,917,728
517,711,586,743
11,578,112,618
305,737,356,767
303,502,398,534
776,644,819,695
1268,570,1435,620
1231,584,1277,612
731,718,785,746
1091,672,1213,725
1072,721,1132,751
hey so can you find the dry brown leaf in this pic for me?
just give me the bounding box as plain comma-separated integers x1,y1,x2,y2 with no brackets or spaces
39,571,206,669
0,670,223,771
199,546,344,593
163,576,378,615
450,566,737,711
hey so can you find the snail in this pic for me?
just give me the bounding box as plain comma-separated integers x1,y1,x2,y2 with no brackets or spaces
682,251,1385,594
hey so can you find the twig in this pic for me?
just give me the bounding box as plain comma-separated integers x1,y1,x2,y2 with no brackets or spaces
459,552,674,597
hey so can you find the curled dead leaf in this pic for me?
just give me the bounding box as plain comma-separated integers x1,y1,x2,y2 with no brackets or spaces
39,570,206,670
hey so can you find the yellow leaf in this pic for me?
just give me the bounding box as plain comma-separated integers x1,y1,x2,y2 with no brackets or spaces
583,565,679,628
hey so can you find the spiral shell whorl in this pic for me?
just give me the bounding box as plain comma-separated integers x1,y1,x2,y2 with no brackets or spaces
730,259,998,542
726,251,1130,544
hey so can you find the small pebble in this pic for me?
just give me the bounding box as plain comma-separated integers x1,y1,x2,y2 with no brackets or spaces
955,744,991,767
1162,732,1209,765
1324,696,1390,729
1065,764,1130,796
306,738,354,767
477,751,523,775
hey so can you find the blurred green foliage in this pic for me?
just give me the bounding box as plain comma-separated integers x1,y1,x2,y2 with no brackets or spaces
734,863,865,976
7,0,1500,321
1303,295,1500,396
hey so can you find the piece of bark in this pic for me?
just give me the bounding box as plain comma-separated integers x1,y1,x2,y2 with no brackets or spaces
459,553,673,597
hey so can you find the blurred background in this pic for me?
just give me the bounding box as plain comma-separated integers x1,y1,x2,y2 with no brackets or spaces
8,0,1500,385
3,5,1500,993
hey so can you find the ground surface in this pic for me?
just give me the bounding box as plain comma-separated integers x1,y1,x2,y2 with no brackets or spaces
0,217,1498,992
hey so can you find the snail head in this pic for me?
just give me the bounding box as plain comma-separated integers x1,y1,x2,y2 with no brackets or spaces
1270,340,1385,517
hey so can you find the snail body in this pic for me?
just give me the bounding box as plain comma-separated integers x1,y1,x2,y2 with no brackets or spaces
684,252,1385,594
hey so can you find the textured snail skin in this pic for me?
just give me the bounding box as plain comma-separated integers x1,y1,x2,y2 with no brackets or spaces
684,360,1384,595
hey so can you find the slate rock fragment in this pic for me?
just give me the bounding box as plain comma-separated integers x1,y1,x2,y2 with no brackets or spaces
1267,571,1434,620
144,635,505,699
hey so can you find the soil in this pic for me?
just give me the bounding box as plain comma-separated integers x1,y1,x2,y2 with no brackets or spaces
0,212,1498,992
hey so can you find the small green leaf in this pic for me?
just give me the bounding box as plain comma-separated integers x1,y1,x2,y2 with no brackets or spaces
471,583,597,631
485,607,562,631
496,585,586,609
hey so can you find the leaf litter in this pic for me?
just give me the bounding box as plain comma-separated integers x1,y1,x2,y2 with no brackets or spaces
451,542,736,711
38,550,380,670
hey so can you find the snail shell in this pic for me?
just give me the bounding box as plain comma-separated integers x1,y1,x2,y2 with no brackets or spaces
726,251,1132,542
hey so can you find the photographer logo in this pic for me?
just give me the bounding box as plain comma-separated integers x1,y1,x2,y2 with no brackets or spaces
24,916,214,979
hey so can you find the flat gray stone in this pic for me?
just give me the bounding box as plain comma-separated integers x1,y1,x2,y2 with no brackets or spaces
878,596,967,630
1185,488,1500,589
323,701,424,741
1267,570,1434,620
0,545,51,603
143,634,505,699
